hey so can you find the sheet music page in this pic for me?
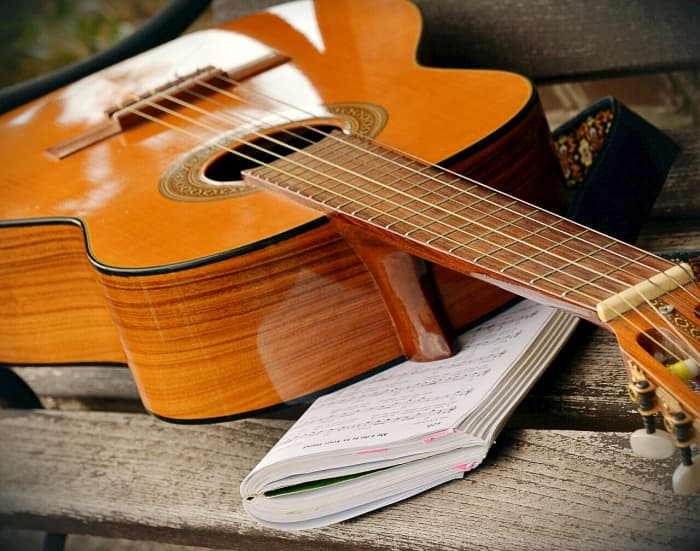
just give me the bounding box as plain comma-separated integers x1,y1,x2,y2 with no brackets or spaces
253,301,555,470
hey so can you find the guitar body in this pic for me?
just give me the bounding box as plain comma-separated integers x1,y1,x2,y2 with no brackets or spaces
0,0,563,421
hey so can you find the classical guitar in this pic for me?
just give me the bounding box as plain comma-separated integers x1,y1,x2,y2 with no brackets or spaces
1,0,698,486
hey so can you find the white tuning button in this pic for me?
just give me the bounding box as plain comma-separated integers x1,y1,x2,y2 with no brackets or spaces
672,456,700,495
629,428,676,459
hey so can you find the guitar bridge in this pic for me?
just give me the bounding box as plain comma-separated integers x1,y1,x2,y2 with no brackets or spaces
46,52,289,159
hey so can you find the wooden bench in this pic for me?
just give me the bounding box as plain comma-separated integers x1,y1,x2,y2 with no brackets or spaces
2,1,700,549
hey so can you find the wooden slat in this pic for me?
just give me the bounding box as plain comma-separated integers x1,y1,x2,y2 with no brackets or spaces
211,1,700,82
14,319,700,434
652,128,700,219
637,219,700,253
8,324,638,430
518,324,637,431
0,410,698,550
410,0,700,82
9,366,145,413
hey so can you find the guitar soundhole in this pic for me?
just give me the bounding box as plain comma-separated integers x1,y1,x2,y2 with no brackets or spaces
159,102,387,202
204,124,340,183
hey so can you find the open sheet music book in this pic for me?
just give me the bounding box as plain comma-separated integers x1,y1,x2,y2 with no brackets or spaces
240,301,578,530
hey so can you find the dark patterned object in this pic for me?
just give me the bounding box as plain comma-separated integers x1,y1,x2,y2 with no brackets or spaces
555,108,614,189
551,97,679,244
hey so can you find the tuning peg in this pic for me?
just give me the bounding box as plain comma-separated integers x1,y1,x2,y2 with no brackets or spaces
669,411,699,495
673,453,700,495
629,427,676,459
628,380,675,459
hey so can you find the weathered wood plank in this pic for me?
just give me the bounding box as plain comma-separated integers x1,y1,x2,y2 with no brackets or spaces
211,1,700,82
13,321,694,435
9,366,144,412
8,324,638,431
0,410,697,550
637,219,700,252
652,128,700,219
8,325,635,430
518,324,638,431
411,1,700,81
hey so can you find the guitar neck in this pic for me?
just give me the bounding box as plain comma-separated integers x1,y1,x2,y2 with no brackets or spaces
245,131,678,325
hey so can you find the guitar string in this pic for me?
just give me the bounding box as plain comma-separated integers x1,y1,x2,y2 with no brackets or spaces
204,75,700,308
127,84,700,364
129,97,625,307
149,89,698,361
208,73,700,301
185,79,700,359
119,95,694,365
126,101,696,368
185,84,666,290
148,93,632,300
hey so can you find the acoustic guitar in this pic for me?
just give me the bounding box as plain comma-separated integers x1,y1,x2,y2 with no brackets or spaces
1,1,698,485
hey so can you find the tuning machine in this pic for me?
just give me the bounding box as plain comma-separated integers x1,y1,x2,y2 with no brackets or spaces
628,379,675,459
627,375,700,494
666,411,700,495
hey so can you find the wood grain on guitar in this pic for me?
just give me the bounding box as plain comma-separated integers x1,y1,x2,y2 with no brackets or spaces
0,0,698,489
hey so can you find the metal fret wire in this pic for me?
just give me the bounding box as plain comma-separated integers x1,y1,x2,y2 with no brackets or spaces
279,128,679,295
256,136,685,314
262,134,699,361
211,73,699,301
121,88,695,364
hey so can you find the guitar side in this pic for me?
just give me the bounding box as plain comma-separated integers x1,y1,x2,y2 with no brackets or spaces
0,0,563,420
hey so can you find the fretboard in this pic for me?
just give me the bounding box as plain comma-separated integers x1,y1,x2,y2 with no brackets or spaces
245,132,676,320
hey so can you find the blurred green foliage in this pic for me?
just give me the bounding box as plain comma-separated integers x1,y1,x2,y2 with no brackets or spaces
0,0,167,86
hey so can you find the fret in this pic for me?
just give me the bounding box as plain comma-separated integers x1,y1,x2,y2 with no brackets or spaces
517,220,621,277
382,180,445,225
501,227,606,280
426,191,500,245
473,208,538,255
561,252,651,297
351,162,424,217
497,217,568,271
370,172,451,224
245,132,678,314
528,239,619,284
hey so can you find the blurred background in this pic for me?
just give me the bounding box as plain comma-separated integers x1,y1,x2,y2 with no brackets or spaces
0,0,696,131
0,0,211,87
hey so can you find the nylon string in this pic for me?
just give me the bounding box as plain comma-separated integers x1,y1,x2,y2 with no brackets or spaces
114,78,698,366
147,87,699,363
210,72,699,299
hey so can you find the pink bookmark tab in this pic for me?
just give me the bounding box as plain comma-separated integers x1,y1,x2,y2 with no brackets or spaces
355,447,388,455
423,428,456,444
454,461,477,471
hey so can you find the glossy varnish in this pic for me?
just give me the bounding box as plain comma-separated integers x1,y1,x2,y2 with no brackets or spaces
0,0,565,420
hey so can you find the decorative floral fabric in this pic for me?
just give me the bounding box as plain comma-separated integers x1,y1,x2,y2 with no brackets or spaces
554,108,614,189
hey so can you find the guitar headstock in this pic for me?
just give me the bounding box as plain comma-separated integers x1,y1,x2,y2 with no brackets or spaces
604,263,700,494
